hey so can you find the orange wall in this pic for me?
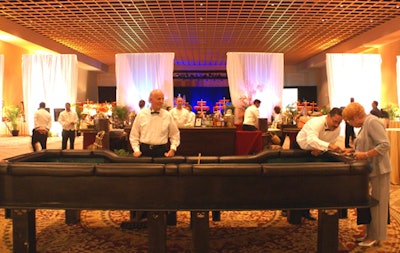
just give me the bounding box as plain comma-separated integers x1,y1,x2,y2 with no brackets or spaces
380,40,400,106
0,41,27,107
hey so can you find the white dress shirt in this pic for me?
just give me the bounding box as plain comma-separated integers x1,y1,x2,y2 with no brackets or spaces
170,107,190,127
58,110,79,130
34,108,52,131
243,104,260,128
129,108,180,152
296,115,340,151
186,111,196,127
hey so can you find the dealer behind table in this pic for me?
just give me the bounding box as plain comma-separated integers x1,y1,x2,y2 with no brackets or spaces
295,107,344,220
129,89,180,158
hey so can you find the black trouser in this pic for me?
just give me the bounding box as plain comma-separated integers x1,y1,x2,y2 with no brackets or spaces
135,143,171,223
140,143,169,158
345,122,355,148
31,129,48,151
242,124,257,131
62,129,76,150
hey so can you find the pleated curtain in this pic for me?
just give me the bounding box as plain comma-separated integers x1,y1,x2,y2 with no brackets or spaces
226,52,284,122
22,54,78,134
115,53,175,113
326,53,382,110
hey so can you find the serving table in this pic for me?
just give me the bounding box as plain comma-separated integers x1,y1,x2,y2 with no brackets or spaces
176,127,236,156
387,128,400,184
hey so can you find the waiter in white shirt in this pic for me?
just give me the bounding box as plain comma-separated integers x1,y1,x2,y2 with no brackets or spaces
130,89,180,158
170,96,190,128
242,99,261,131
58,102,79,150
31,102,52,151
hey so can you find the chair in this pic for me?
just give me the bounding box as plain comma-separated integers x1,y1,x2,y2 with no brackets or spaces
92,130,105,149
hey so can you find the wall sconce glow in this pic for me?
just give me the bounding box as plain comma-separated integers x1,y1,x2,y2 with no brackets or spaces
0,30,56,54
31,49,56,54
0,31,22,42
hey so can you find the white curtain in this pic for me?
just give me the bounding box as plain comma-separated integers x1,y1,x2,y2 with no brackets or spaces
0,55,3,119
22,54,78,134
226,52,284,121
115,53,175,112
326,53,382,110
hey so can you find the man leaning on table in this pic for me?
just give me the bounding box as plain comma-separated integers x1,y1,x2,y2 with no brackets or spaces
295,107,344,220
242,99,261,131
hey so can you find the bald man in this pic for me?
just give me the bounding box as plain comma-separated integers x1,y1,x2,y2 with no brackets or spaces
129,89,180,157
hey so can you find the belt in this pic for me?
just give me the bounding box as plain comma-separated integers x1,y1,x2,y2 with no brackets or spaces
63,129,75,131
140,143,167,150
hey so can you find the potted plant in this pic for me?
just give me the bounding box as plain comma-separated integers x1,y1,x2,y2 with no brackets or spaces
3,105,21,136
112,105,130,128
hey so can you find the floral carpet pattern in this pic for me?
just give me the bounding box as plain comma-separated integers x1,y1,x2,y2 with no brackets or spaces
1,202,400,253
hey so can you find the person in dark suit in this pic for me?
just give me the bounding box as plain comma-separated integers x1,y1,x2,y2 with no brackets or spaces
345,98,356,148
370,100,382,117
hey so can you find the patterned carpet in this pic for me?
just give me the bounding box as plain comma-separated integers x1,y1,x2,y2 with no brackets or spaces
1,198,400,253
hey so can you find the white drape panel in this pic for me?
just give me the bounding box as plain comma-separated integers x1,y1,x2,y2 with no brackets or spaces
0,55,3,119
115,53,175,112
326,53,382,110
22,54,78,133
226,52,284,119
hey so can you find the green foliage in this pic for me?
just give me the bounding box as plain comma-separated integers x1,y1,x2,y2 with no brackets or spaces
112,105,130,122
4,105,21,130
113,149,132,156
382,104,400,120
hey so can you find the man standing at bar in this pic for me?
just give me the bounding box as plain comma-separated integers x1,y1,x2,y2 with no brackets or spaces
31,102,52,151
130,89,180,158
58,102,79,150
242,99,261,131
170,96,190,128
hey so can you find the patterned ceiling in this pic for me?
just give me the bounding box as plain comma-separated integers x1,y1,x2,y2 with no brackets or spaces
1,0,400,68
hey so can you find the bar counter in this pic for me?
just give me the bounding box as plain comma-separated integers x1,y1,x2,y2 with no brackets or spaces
176,127,236,156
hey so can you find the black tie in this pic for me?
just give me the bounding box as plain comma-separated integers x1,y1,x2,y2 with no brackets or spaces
151,111,160,115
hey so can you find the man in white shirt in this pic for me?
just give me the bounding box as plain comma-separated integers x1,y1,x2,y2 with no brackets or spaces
58,102,79,150
31,102,52,151
185,104,196,127
129,89,180,158
126,89,180,227
169,97,190,128
294,107,343,220
296,107,343,156
242,99,261,131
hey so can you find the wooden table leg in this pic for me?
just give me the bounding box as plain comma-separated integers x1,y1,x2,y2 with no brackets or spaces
65,210,81,225
191,211,209,253
12,209,36,253
5,208,11,219
317,209,339,253
148,211,167,253
287,210,302,224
